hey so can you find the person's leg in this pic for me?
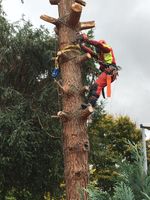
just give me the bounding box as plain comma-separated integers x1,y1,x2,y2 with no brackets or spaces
88,72,107,106
81,72,107,109
81,83,98,109
81,83,99,109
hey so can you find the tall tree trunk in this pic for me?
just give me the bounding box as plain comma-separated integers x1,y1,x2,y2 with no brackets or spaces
58,2,88,197
41,0,95,199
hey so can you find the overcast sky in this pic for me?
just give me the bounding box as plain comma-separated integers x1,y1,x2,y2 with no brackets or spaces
2,0,150,137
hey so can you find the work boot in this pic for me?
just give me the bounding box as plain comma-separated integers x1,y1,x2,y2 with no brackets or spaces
81,103,91,110
88,96,98,107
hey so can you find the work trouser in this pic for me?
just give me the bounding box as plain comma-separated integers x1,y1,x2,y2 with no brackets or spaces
88,72,113,107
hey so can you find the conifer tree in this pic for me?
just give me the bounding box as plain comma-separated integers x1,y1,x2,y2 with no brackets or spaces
0,3,64,198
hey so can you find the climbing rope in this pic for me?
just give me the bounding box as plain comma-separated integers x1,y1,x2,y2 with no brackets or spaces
57,13,79,32
54,44,81,66
52,34,81,116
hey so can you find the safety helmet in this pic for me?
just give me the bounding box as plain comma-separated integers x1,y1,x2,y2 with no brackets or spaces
99,40,106,44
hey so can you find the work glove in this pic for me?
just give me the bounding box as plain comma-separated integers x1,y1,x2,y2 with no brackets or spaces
76,33,88,43
81,33,88,41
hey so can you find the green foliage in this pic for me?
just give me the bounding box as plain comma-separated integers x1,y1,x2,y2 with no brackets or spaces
117,142,150,200
0,6,63,199
84,185,111,200
147,139,150,166
88,109,141,192
112,182,135,200
3,188,32,200
82,143,150,200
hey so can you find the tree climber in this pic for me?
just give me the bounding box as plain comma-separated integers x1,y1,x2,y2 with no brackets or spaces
79,33,120,109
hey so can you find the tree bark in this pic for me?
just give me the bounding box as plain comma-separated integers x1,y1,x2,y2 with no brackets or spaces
58,1,90,199
41,0,95,199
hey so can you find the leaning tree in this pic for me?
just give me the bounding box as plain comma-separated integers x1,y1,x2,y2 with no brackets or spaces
41,0,95,199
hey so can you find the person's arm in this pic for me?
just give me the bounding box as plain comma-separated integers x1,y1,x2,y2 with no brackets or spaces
80,44,98,59
80,34,111,53
88,40,111,53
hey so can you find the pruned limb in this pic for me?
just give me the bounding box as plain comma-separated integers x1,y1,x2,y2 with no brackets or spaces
80,105,94,119
57,111,69,120
75,0,86,6
80,85,90,94
79,21,95,30
51,115,60,118
54,80,77,95
40,15,58,26
68,3,82,27
49,0,60,5
78,53,91,63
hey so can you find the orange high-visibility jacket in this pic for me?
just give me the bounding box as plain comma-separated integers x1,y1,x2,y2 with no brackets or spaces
87,39,116,65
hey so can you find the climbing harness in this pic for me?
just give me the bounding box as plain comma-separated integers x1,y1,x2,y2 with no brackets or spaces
80,40,121,99
101,63,120,98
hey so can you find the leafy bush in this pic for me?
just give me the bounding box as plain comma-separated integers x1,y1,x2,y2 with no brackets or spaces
82,142,150,200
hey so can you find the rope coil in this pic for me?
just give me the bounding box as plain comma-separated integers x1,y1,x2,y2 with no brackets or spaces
54,44,81,68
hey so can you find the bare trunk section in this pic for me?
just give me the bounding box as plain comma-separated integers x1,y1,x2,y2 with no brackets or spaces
58,1,89,199
41,0,95,199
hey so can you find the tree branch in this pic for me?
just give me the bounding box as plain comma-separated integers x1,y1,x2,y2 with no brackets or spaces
37,114,44,129
78,53,91,63
45,132,61,139
40,15,59,26
49,0,60,5
75,0,86,6
68,3,82,27
79,21,95,30
80,105,94,119
57,111,70,120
